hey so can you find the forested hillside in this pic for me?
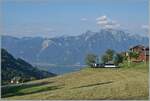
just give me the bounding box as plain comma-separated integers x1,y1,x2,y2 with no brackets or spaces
1,48,56,85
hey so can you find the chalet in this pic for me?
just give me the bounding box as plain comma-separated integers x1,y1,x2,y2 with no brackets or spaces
129,45,149,62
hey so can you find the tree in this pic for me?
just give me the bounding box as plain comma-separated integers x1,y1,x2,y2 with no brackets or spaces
101,49,115,63
128,51,139,60
128,51,133,61
113,53,123,65
101,54,109,63
105,49,115,61
85,53,97,67
132,52,139,59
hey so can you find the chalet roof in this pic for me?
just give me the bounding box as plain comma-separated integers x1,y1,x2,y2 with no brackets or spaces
129,45,145,50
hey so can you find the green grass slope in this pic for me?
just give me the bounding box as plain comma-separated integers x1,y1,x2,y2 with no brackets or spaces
2,62,149,100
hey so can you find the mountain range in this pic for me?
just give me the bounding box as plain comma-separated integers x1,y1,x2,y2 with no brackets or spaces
2,29,149,65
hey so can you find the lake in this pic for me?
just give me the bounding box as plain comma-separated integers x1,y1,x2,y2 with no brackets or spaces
47,65,85,75
34,64,86,75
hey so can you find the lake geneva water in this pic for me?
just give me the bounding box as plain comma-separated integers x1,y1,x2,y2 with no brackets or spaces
48,65,84,75
34,64,85,75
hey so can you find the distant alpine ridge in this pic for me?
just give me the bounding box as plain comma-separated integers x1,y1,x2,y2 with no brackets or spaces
2,29,149,65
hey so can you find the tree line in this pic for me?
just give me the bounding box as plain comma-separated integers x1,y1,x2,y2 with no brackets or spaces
85,49,140,67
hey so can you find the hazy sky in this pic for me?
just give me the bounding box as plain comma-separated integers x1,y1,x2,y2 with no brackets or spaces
2,0,149,37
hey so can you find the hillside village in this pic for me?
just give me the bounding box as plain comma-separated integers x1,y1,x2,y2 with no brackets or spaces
86,45,149,68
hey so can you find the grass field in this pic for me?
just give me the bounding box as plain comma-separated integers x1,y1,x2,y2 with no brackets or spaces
1,62,149,100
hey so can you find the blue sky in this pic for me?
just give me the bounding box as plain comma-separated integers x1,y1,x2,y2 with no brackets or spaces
2,0,149,37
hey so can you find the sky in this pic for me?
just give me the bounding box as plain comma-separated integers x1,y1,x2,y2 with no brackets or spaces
1,0,149,38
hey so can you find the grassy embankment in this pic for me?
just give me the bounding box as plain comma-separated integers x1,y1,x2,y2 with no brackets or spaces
1,62,149,100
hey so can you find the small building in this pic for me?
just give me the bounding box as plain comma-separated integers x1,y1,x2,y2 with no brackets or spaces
129,45,149,62
92,61,118,68
92,63,100,68
104,61,118,68
10,77,21,84
92,63,105,68
120,51,129,57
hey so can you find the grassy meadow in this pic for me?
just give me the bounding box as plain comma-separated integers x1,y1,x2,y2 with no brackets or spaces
1,62,149,100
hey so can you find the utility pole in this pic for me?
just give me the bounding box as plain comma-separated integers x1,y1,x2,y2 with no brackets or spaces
144,47,147,64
